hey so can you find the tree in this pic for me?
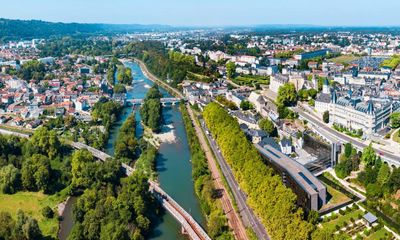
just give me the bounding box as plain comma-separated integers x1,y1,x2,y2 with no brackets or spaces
0,212,14,240
323,111,329,123
335,158,352,179
117,66,133,85
0,164,20,194
307,210,319,225
344,143,353,158
276,83,297,107
226,62,236,79
308,89,318,99
240,100,253,110
298,89,309,101
361,144,376,167
21,154,51,192
14,211,42,240
377,163,390,185
113,84,126,94
259,118,277,137
71,150,95,189
42,206,54,219
390,112,400,128
387,167,400,193
366,183,382,199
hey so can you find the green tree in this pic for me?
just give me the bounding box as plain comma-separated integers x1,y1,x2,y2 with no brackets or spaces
377,163,390,185
226,62,236,79
323,111,329,123
0,212,14,240
21,154,51,192
41,206,54,219
259,118,277,137
390,112,400,128
0,164,20,194
71,150,95,189
308,89,318,99
361,144,377,167
344,143,353,158
113,84,126,94
276,83,297,107
298,89,309,101
240,100,253,110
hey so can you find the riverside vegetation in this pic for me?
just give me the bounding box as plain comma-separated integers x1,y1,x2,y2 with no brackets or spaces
180,103,233,239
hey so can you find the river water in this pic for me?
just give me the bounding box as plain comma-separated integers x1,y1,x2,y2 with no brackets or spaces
106,62,206,239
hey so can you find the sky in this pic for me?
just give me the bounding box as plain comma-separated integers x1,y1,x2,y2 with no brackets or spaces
1,0,400,27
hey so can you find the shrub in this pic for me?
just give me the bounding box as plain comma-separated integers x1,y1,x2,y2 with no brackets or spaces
42,206,54,219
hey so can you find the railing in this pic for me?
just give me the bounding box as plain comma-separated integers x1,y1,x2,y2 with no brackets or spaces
149,181,211,240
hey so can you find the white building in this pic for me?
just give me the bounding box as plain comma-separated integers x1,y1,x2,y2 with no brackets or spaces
270,75,289,93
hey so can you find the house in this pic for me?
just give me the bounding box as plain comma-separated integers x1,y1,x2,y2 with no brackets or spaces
279,138,292,155
26,119,42,129
270,75,289,93
226,91,245,107
363,213,378,227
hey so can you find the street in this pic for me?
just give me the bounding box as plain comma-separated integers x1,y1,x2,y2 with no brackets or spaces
293,106,400,166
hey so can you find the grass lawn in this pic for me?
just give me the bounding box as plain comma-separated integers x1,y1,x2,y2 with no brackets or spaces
321,209,364,232
328,55,360,64
0,191,68,238
320,183,351,211
366,227,391,240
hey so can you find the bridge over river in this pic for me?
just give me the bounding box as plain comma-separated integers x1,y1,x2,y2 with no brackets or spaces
0,127,211,240
126,97,182,106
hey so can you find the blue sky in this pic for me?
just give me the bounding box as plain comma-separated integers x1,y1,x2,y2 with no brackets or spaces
1,0,400,26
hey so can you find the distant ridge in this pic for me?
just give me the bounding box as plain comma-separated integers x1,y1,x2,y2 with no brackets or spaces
1,18,400,41
0,18,175,41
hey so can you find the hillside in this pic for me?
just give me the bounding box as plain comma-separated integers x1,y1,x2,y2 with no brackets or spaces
0,18,172,41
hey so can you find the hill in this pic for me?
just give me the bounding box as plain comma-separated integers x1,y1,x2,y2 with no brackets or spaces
0,18,172,41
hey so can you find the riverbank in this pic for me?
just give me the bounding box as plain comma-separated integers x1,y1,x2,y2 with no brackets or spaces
133,58,184,99
133,59,247,239
184,104,249,240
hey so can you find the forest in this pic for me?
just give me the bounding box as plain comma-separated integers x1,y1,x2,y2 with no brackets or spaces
203,102,313,240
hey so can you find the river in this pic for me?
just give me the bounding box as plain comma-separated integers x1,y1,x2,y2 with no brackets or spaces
108,62,205,239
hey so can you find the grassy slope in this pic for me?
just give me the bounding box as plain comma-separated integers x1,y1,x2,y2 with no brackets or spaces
0,191,67,238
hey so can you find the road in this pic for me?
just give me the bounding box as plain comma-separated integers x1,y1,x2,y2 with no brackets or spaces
292,106,400,166
199,118,270,240
186,105,248,240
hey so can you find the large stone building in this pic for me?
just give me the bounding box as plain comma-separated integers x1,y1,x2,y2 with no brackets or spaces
315,79,400,135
